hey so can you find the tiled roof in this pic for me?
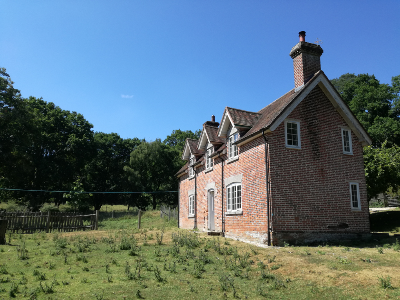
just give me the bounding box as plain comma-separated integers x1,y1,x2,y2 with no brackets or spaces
187,139,199,154
239,71,321,142
204,125,224,144
176,162,188,176
227,107,261,128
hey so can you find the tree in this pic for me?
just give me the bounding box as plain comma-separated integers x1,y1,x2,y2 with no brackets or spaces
364,141,400,200
84,132,142,210
331,73,400,146
124,140,179,210
163,129,201,154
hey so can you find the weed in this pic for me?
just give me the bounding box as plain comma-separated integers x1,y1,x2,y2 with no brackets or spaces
9,282,18,298
337,257,351,264
377,247,384,254
393,239,400,251
302,250,311,256
136,289,143,299
270,264,281,271
267,255,277,263
156,230,164,245
0,277,10,283
378,275,393,289
316,250,326,255
49,262,55,270
224,240,230,245
81,278,89,283
361,258,372,263
105,264,111,273
342,246,350,252
33,270,46,281
94,291,104,300
257,261,266,270
219,274,234,291
250,247,258,255
107,276,113,282
17,242,29,260
54,238,68,249
39,281,54,294
154,266,164,282
19,275,28,284
261,270,276,281
82,267,89,272
283,241,290,247
0,264,8,274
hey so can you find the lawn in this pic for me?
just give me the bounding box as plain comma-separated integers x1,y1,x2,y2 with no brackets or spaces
0,210,400,299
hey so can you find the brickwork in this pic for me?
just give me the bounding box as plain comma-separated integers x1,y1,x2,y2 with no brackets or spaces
268,85,370,245
293,53,321,89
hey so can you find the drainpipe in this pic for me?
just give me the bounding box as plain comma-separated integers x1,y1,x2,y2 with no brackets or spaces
178,178,180,228
221,154,225,236
194,164,197,230
262,130,271,246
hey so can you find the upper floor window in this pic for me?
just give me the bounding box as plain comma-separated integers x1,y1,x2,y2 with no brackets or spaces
342,128,353,154
228,133,239,159
188,157,195,178
206,147,213,170
350,182,360,210
285,120,301,149
227,183,241,212
189,194,195,216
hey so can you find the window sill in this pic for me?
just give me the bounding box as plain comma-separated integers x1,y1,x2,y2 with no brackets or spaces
188,215,195,218
227,156,239,164
205,167,213,174
189,175,195,180
351,208,362,212
285,145,301,150
343,152,353,156
225,210,243,216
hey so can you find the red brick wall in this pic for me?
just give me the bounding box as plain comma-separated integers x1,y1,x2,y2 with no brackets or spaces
269,85,370,241
293,53,321,89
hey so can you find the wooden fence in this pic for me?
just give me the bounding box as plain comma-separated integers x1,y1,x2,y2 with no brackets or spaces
0,211,99,233
160,205,178,221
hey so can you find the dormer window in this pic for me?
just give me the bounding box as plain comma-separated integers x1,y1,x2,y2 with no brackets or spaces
228,133,239,159
206,147,213,170
188,156,195,178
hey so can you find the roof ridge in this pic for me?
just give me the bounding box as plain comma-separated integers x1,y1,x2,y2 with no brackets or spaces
227,107,261,115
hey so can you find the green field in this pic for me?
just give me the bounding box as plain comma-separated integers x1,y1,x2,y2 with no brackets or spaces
1,209,400,299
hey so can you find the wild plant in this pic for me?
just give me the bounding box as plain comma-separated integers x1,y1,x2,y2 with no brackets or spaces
224,240,231,245
17,242,29,260
154,266,164,282
250,247,258,255
378,276,393,289
54,238,68,249
219,274,234,291
76,254,88,263
377,247,384,254
19,275,28,285
337,257,351,264
119,236,132,250
261,269,276,281
317,250,326,255
142,233,149,246
239,253,251,269
270,264,281,271
0,264,8,274
81,278,89,283
156,231,164,245
94,291,104,300
361,257,372,263
49,262,55,270
199,249,212,264
128,244,141,256
111,257,118,265
342,246,350,252
9,282,18,297
105,264,111,273
257,261,266,270
34,270,46,281
0,277,10,283
270,278,287,290
136,289,143,299
105,243,118,253
393,239,400,251
39,281,54,294
107,276,113,282
154,247,162,257
82,267,89,272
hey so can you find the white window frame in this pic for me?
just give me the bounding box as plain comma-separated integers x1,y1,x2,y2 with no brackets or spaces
188,194,195,217
227,183,242,213
285,119,301,149
342,128,353,155
228,133,239,159
206,147,213,170
188,156,195,178
349,182,361,211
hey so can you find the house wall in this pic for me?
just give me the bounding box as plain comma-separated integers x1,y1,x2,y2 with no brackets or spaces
268,85,370,245
178,137,270,244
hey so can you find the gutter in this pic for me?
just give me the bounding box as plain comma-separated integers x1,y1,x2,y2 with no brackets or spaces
262,129,272,246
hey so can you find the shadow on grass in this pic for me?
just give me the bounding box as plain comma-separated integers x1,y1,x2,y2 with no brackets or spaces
370,210,400,233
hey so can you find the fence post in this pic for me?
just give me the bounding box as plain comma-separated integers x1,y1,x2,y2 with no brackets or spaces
95,210,99,230
112,210,114,218
138,209,141,229
0,219,7,245
46,211,51,233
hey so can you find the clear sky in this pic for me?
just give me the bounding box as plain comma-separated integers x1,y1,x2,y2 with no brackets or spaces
1,1,399,141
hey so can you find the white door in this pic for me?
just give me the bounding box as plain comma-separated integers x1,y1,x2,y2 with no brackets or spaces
208,190,215,231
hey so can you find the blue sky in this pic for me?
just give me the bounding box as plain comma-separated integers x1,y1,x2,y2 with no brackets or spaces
1,1,399,141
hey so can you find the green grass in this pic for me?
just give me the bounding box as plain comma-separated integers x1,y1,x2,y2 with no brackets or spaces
0,210,400,299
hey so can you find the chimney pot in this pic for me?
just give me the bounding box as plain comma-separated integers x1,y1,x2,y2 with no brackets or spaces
299,31,306,42
211,115,215,122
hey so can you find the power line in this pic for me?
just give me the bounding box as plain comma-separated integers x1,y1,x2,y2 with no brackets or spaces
0,188,177,194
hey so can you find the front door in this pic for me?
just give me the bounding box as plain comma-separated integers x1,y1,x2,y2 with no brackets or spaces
208,190,215,231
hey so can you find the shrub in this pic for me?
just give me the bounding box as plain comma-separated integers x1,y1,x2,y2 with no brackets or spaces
39,203,59,213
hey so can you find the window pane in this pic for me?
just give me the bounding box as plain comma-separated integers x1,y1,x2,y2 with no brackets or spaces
237,185,241,210
351,184,358,208
227,187,232,211
233,186,236,210
343,130,351,152
287,122,298,146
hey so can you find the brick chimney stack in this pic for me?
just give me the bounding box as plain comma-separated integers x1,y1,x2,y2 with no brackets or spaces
211,115,215,122
289,31,323,90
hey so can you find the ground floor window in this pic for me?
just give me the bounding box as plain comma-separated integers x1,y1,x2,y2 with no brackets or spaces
189,194,195,216
350,182,360,210
227,183,241,212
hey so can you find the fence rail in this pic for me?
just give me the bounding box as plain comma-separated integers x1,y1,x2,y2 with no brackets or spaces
0,211,99,233
160,205,178,221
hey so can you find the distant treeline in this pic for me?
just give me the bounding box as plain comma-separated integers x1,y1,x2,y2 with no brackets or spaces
0,67,200,211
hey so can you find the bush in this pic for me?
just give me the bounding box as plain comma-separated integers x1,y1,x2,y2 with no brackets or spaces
2,200,28,212
40,203,59,213
58,203,74,212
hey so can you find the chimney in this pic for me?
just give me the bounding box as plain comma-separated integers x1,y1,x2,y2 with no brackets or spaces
211,115,215,122
289,31,323,90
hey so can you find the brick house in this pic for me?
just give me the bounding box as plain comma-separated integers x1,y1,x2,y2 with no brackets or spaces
176,32,372,246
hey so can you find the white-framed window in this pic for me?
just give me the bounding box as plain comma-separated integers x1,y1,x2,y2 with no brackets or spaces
188,156,195,178
349,182,361,210
285,120,301,149
227,183,242,212
342,128,353,154
228,133,239,159
206,147,213,170
188,194,195,217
